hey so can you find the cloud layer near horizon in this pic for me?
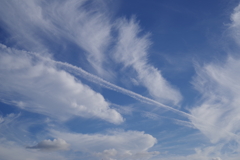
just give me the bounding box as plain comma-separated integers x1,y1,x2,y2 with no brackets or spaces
51,129,159,160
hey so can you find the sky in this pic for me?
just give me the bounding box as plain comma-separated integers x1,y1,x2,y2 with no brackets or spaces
0,0,240,160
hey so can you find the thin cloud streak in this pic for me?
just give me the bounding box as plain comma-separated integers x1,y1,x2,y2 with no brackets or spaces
0,44,123,124
46,51,240,143
30,51,192,119
190,57,240,158
0,0,183,102
113,18,182,105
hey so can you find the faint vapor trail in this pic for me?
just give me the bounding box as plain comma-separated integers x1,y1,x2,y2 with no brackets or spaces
32,53,192,119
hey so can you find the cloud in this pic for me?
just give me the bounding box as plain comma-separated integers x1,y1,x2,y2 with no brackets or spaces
0,110,159,160
0,0,183,106
27,139,69,151
187,4,240,158
230,3,240,45
0,138,67,160
0,0,54,52
0,113,70,159
0,0,112,76
190,57,240,146
4,0,240,159
0,116,3,123
0,44,123,124
24,43,191,118
0,0,182,109
51,129,159,160
113,18,182,105
41,0,113,76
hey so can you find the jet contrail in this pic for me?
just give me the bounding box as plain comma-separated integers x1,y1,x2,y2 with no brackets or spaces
10,48,240,140
33,54,193,119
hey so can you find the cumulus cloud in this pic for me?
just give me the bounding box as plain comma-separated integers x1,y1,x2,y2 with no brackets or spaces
51,129,159,160
27,139,69,151
190,57,240,143
113,18,182,105
0,44,123,124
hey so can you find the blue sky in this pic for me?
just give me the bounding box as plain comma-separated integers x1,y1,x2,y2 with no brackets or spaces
0,0,240,159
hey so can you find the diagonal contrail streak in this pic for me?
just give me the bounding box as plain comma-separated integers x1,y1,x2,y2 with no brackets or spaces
34,53,193,119
16,49,240,140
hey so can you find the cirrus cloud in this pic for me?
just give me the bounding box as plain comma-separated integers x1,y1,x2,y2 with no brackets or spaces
0,44,123,124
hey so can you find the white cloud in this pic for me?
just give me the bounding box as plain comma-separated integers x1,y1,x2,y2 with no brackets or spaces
31,44,190,118
113,18,182,105
190,57,240,145
230,3,240,45
0,113,21,137
0,0,54,52
41,0,113,76
0,0,183,106
94,148,118,160
0,110,158,160
0,0,113,76
0,44,123,124
187,5,240,158
0,116,3,123
0,138,67,160
51,129,159,160
27,139,69,151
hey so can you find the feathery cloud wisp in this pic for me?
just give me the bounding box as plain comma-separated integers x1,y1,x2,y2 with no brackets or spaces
113,18,182,105
0,44,123,124
191,57,240,144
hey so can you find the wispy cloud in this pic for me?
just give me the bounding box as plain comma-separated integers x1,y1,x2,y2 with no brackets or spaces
1,0,240,160
187,5,240,156
0,0,182,105
29,45,192,119
153,146,224,160
0,111,159,160
51,129,159,160
0,0,113,76
0,44,123,124
190,57,240,155
41,0,113,76
230,3,240,45
113,18,182,105
0,0,54,52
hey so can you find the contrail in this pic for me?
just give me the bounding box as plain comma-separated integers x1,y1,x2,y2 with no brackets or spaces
12,48,240,140
32,53,193,119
